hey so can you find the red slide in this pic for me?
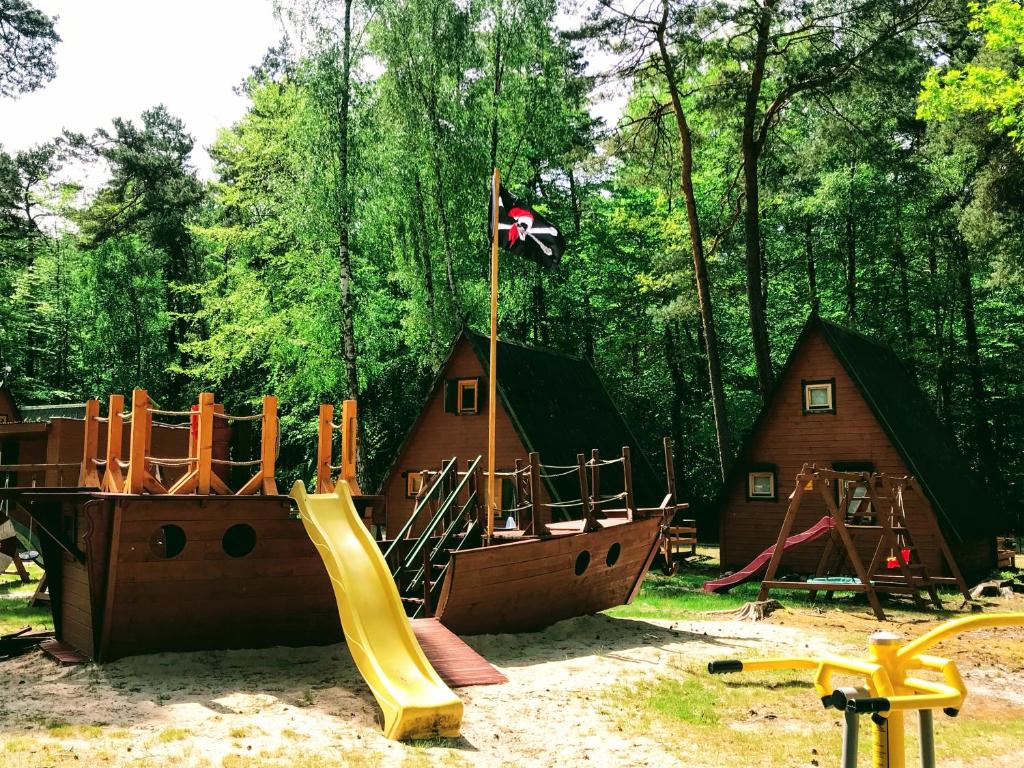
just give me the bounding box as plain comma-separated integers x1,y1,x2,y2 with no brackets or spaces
703,515,834,594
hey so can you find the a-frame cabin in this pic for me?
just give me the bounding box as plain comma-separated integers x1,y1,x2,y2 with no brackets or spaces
379,330,664,538
718,315,995,581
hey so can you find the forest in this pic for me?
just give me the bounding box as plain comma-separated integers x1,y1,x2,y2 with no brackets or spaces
1,0,1022,530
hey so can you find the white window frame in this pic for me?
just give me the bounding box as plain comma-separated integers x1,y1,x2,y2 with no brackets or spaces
748,471,775,499
804,382,834,412
405,471,424,499
457,379,479,415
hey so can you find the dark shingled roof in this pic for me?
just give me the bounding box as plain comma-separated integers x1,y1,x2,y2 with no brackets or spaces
723,315,992,545
19,403,88,422
462,330,666,506
816,318,993,542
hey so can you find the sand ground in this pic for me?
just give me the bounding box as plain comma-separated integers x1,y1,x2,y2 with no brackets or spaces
3,601,1024,768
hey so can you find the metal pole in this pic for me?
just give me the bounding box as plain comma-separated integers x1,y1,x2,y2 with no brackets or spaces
842,709,860,768
918,710,935,768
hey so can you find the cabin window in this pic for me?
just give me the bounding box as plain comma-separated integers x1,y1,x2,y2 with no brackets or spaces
833,461,875,522
747,469,777,500
457,379,479,414
405,471,424,499
802,379,835,414
444,377,483,414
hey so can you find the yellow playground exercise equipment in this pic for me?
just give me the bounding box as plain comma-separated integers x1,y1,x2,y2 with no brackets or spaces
709,613,1024,768
290,480,463,740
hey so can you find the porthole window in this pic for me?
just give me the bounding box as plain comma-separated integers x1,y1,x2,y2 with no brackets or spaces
606,543,621,567
149,524,186,559
222,523,256,558
574,550,591,576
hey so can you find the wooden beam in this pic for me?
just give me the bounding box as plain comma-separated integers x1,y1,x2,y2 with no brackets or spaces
316,403,334,494
124,389,149,495
340,399,360,494
260,395,278,496
622,445,635,520
101,394,125,493
196,392,215,495
79,399,101,487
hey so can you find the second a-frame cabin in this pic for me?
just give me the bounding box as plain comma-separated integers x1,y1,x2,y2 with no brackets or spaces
379,330,664,538
719,315,995,580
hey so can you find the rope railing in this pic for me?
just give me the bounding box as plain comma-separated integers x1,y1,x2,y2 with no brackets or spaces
152,420,191,430
539,467,577,479
210,458,262,467
146,457,198,467
212,411,264,422
147,407,194,417
542,498,585,509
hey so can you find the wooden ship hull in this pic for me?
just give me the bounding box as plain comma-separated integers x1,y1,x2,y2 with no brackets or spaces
9,491,342,661
435,517,662,635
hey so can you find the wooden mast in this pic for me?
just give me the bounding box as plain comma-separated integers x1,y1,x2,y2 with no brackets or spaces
487,167,500,543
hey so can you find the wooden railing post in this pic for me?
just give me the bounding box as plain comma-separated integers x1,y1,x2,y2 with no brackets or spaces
196,392,215,495
590,448,600,510
80,399,101,487
101,394,125,492
663,436,676,504
316,403,334,493
528,452,543,535
341,399,361,494
422,544,432,618
125,389,149,494
260,395,278,495
622,445,635,519
577,453,599,532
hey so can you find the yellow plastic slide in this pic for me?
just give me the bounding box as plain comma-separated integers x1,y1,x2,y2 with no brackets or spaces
290,481,463,740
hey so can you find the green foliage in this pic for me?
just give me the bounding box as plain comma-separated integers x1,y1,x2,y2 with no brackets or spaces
0,0,60,98
1,0,1023,526
919,0,1024,149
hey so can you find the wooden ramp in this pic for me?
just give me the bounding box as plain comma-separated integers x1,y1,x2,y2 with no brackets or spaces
412,618,507,688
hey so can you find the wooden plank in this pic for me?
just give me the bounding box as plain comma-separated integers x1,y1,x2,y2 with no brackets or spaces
411,618,506,687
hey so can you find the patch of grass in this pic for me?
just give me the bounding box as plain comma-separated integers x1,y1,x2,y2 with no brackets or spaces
156,728,192,742
606,562,968,625
46,722,105,739
0,562,52,635
221,749,375,768
228,726,260,739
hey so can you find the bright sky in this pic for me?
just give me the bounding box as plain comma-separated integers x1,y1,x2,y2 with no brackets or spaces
0,0,282,178
0,1,623,182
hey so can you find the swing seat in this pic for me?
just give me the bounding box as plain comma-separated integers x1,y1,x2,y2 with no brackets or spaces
807,576,862,585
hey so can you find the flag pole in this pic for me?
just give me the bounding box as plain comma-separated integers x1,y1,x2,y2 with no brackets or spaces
487,167,500,544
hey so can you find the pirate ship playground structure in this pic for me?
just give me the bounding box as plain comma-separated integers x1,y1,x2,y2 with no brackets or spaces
0,389,681,662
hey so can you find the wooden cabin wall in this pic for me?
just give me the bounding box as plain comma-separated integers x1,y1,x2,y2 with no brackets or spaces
720,328,960,577
97,496,340,661
381,341,539,538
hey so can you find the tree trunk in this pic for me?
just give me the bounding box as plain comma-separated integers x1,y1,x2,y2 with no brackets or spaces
845,213,856,325
927,233,952,423
893,231,915,379
413,176,436,359
656,17,731,479
740,0,776,401
805,218,819,314
663,322,690,501
953,236,1001,505
337,0,358,399
567,167,595,361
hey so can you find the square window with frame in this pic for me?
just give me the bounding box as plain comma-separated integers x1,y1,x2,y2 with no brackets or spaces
802,379,835,414
457,379,479,414
747,470,776,500
405,471,424,499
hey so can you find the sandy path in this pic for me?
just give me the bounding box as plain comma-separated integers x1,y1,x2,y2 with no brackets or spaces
1,611,1022,767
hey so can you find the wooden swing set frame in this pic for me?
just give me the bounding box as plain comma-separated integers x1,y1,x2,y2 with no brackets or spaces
756,464,971,620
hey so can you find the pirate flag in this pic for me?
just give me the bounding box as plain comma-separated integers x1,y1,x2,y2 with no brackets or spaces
489,184,565,269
